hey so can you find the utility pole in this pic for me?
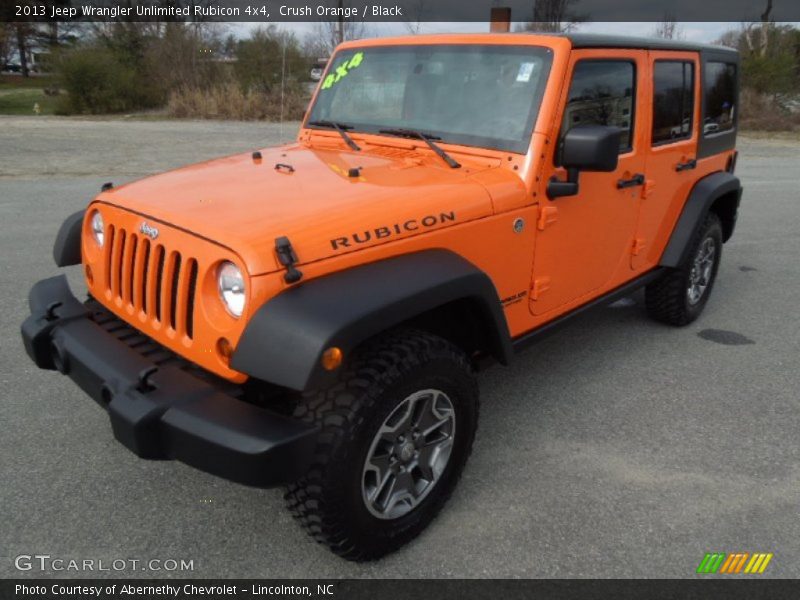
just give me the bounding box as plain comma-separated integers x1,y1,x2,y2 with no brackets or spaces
337,0,344,45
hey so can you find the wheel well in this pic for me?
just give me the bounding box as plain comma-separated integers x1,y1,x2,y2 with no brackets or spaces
396,297,500,364
709,190,739,242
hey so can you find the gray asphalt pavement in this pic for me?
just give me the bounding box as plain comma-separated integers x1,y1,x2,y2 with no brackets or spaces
1,117,798,578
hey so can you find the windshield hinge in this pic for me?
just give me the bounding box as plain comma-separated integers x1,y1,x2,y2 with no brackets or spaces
275,236,303,284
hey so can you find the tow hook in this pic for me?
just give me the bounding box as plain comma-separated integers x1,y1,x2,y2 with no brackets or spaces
45,301,63,321
137,366,159,393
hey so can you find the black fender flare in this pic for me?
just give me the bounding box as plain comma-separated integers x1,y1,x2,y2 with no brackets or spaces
230,249,512,392
53,210,85,267
659,172,742,268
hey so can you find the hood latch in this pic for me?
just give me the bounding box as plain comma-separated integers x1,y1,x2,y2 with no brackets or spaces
275,236,303,284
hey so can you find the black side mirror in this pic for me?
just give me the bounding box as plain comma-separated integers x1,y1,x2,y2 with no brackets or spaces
547,125,621,199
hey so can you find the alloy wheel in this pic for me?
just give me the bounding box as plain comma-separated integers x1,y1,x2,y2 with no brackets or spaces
362,389,456,520
687,236,717,305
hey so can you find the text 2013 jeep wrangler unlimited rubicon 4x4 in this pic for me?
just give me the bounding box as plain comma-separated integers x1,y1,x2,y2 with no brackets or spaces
22,34,741,561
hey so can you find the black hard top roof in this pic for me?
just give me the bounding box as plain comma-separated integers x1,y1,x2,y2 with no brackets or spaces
549,33,738,55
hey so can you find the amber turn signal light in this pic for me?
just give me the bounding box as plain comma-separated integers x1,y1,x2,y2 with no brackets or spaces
321,347,343,371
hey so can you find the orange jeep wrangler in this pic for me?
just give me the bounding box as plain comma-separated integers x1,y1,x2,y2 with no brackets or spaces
22,34,741,560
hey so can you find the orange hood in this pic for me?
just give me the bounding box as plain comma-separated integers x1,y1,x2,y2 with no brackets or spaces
98,142,503,275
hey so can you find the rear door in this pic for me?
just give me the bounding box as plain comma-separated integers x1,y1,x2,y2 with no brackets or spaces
531,50,647,316
631,51,700,270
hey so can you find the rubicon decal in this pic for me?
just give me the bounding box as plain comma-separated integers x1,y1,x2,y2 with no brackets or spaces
330,211,456,250
696,552,773,574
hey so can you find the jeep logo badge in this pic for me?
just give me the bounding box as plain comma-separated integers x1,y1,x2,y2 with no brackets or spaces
140,222,159,240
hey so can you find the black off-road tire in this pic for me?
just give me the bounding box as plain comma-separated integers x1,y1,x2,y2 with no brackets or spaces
646,212,723,326
284,329,479,561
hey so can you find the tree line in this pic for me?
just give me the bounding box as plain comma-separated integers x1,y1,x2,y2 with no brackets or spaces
2,12,799,124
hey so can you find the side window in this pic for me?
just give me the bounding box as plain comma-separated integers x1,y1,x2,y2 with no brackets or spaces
704,62,737,134
652,61,695,145
562,60,635,152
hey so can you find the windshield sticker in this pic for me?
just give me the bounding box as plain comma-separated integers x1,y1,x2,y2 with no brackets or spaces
321,51,364,90
516,62,535,83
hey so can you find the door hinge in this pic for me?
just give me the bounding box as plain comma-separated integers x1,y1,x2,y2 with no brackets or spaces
631,238,646,256
531,276,551,300
537,206,558,230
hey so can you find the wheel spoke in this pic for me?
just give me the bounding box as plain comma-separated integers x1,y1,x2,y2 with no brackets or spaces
382,400,414,434
382,471,416,514
411,392,434,428
395,470,417,498
414,392,453,435
368,449,392,476
372,471,395,506
416,460,435,482
422,416,451,438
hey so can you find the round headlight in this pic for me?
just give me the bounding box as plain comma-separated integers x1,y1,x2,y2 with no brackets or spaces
218,261,245,317
90,211,104,247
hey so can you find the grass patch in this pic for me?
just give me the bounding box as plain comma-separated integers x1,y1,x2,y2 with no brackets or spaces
0,75,60,115
0,74,56,89
0,88,59,115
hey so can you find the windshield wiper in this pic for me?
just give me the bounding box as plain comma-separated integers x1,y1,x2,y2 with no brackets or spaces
308,120,361,152
378,128,461,169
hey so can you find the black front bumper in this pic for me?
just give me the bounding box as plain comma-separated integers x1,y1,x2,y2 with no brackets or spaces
20,275,317,488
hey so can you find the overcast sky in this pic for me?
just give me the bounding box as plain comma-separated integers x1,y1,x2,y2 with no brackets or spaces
230,21,737,44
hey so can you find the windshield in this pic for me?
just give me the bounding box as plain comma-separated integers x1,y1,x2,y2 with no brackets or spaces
306,44,553,154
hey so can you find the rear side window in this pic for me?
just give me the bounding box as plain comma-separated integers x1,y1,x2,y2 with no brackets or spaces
561,60,635,152
704,62,737,135
652,61,695,145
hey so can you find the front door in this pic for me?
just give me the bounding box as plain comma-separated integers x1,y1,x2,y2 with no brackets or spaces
531,50,647,316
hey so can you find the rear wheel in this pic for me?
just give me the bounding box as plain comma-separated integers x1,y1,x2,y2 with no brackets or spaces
646,212,723,326
284,329,478,561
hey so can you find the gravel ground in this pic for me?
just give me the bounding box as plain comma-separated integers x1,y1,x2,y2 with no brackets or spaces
1,116,798,578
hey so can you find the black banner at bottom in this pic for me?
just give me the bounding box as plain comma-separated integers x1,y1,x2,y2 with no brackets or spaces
3,579,800,600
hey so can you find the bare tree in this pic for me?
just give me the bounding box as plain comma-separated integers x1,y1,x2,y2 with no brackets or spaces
517,0,584,33
403,0,428,35
305,20,368,56
742,0,774,58
715,29,741,49
652,14,683,40
0,24,15,67
15,23,33,77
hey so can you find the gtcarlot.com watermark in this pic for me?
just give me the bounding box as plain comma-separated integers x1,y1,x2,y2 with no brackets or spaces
14,554,194,573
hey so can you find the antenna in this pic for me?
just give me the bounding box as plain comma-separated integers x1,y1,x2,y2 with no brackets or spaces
280,35,287,141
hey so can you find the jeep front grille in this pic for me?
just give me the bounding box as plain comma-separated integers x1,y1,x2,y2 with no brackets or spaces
104,225,198,340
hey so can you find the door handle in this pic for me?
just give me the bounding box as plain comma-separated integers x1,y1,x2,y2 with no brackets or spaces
617,173,645,189
676,159,697,172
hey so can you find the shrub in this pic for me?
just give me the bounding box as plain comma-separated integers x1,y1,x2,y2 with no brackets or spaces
167,83,309,121
739,88,800,132
233,26,309,95
55,46,163,114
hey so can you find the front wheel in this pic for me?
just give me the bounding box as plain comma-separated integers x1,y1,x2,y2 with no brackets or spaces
284,329,478,561
646,212,723,326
